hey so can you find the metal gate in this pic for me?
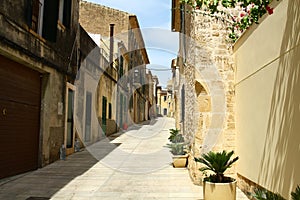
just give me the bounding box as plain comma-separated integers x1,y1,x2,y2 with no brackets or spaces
0,55,41,179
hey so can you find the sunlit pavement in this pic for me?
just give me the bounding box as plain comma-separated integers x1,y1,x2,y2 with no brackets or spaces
0,117,248,199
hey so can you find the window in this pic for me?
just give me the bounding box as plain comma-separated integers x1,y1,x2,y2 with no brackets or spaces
129,95,133,109
30,0,44,35
26,0,71,41
119,56,124,79
164,96,167,101
102,96,107,133
108,103,112,119
85,92,92,142
181,85,185,121
58,0,64,23
26,0,58,41
163,108,167,116
59,0,72,28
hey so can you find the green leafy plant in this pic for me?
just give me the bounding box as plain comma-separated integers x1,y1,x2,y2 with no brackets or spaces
166,128,187,155
194,150,239,183
166,143,186,155
253,188,268,200
168,128,184,143
291,185,300,200
252,188,285,200
180,0,278,42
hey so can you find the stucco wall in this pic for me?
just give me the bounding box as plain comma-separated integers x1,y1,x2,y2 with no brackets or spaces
234,0,300,198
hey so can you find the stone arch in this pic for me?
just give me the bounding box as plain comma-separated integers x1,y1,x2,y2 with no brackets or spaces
188,79,212,183
187,64,227,184
194,79,211,154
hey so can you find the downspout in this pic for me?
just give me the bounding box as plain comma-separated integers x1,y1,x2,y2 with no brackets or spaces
109,24,115,70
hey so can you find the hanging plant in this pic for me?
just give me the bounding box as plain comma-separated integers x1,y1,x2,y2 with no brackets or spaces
181,0,278,42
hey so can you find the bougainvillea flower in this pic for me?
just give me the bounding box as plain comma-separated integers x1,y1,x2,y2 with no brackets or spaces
266,6,274,15
239,10,247,17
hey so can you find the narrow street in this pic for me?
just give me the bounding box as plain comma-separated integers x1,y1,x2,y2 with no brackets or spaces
0,117,248,200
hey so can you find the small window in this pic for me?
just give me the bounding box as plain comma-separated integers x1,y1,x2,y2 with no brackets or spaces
164,96,167,101
58,0,64,23
163,108,167,116
26,0,59,42
59,0,72,28
30,0,44,35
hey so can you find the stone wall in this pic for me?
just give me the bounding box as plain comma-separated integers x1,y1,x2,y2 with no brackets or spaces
80,1,129,37
182,12,236,184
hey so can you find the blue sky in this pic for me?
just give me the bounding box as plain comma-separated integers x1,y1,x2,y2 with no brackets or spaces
86,0,179,87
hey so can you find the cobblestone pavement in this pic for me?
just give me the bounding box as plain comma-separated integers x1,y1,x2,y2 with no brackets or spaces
0,117,249,200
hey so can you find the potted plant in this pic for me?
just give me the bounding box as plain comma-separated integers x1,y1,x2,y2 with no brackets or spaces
194,150,239,200
291,185,300,200
168,128,184,143
252,185,300,200
166,128,188,167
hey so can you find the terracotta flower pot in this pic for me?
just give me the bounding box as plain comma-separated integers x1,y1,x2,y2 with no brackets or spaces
172,154,188,168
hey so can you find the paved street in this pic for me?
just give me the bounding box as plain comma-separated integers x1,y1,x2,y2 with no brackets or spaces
0,117,248,200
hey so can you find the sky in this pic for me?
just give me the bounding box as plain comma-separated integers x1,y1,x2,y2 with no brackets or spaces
86,0,179,87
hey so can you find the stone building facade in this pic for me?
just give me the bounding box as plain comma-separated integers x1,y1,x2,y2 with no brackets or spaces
171,0,236,184
157,86,168,116
0,0,80,178
172,0,300,198
79,1,152,130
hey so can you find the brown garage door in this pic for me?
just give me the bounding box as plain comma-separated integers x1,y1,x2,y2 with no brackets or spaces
0,55,41,179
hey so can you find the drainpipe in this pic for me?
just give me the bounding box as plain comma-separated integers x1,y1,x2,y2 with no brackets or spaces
109,24,115,68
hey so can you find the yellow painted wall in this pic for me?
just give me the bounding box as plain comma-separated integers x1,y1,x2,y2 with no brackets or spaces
161,94,169,116
234,0,300,198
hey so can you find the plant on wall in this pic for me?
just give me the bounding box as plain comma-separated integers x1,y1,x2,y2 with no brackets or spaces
180,0,278,42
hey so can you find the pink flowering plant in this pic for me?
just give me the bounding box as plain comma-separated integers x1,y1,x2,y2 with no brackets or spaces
181,0,277,42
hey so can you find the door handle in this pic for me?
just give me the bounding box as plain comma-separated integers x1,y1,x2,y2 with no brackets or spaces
2,108,7,116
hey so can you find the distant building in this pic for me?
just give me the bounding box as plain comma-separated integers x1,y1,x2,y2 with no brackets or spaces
157,86,173,117
80,1,152,131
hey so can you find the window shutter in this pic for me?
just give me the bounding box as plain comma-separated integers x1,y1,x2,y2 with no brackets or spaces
181,85,185,121
63,0,71,28
25,0,33,28
42,0,59,42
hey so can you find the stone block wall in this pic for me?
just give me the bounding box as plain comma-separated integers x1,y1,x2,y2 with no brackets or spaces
80,1,129,38
182,12,236,184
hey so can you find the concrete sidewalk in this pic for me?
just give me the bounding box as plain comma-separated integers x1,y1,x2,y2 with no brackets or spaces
0,117,249,199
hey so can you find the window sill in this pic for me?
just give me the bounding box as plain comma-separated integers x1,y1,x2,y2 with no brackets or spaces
57,21,66,32
29,29,46,43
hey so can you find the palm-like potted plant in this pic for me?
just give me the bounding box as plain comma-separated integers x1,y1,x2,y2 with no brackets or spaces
168,128,184,143
253,189,285,200
291,185,300,200
195,150,239,200
166,128,188,167
252,184,300,200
